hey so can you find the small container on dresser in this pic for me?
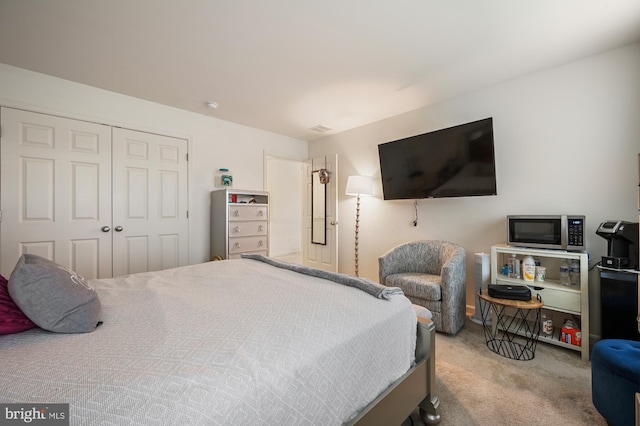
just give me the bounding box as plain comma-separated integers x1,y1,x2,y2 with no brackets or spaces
211,189,269,260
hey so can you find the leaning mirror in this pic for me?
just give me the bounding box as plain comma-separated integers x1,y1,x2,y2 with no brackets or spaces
311,170,327,245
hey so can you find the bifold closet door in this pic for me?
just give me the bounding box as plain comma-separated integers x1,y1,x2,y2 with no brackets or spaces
0,108,189,279
111,128,189,277
0,107,113,278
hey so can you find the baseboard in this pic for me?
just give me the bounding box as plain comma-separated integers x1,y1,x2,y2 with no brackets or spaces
466,304,475,317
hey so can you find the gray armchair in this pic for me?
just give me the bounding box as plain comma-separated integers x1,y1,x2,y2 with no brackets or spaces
379,240,466,335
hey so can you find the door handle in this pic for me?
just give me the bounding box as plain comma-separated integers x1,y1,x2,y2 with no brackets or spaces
115,226,123,232
101,226,110,232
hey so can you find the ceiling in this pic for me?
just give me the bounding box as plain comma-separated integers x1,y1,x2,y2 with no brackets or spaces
1,1,640,141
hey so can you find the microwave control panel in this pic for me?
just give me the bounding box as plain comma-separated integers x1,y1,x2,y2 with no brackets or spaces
567,218,584,247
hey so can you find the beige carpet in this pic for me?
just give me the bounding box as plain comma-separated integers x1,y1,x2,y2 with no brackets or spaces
409,317,606,426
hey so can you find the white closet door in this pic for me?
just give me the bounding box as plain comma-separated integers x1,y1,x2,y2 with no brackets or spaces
111,128,189,277
0,108,112,278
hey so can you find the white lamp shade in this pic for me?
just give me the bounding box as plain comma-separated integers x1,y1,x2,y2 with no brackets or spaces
345,175,373,196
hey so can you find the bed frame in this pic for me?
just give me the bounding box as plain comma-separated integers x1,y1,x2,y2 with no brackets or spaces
347,316,441,425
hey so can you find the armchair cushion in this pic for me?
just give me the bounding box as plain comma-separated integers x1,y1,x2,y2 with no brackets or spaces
385,273,442,301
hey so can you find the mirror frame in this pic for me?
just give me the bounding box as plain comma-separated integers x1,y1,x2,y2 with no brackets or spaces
311,170,327,245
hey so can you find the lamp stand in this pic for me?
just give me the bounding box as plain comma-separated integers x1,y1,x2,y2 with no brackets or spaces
354,194,361,277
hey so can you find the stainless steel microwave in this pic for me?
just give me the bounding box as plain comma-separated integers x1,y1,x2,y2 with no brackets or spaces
507,215,586,251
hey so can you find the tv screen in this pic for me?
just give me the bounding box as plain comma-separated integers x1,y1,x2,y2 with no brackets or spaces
378,118,497,200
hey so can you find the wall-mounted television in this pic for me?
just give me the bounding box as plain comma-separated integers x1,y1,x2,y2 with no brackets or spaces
378,117,497,200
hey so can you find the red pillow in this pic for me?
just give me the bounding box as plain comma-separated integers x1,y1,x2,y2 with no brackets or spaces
0,274,37,334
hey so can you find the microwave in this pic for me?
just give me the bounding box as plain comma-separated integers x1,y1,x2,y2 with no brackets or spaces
507,215,586,251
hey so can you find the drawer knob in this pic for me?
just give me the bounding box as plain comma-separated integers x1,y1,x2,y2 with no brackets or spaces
258,210,264,217
233,226,240,233
258,240,264,247
258,225,264,232
233,210,240,217
234,242,240,249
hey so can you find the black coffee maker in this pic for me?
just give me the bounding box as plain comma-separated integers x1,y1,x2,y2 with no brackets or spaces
596,220,639,270
596,220,640,341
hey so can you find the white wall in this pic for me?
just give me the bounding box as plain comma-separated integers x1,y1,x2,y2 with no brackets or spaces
0,63,308,265
309,42,640,337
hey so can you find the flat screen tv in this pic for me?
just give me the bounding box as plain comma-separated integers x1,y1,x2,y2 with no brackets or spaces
378,117,497,200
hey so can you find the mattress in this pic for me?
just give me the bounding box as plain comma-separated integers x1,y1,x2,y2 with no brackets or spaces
0,258,416,425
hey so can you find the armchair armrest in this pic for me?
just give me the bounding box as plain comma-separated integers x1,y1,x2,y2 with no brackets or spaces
439,247,466,294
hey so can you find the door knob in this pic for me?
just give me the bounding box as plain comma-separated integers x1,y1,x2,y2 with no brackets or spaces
101,226,110,232
330,221,338,225
115,226,123,232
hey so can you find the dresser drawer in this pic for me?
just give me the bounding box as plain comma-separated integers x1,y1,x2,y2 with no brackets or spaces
530,286,580,313
229,236,268,254
229,250,268,260
229,205,267,221
229,221,267,237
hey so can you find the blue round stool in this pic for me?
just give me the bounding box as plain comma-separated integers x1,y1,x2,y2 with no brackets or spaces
591,339,640,426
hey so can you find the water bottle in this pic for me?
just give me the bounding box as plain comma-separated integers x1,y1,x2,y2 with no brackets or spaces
559,259,570,285
569,259,580,286
513,257,520,279
507,254,515,277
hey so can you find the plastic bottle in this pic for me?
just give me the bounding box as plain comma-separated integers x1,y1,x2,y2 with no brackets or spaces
507,253,516,278
569,259,580,286
559,259,570,285
522,255,536,282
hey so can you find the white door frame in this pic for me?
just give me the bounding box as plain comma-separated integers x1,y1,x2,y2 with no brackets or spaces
263,152,339,272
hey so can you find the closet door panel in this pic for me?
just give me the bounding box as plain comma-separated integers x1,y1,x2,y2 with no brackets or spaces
0,108,112,278
112,128,188,277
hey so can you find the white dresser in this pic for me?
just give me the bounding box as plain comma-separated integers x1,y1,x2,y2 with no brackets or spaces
210,189,269,260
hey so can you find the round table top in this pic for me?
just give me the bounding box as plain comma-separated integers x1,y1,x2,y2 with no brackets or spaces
478,290,544,309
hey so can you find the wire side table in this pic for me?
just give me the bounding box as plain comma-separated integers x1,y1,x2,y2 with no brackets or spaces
478,290,544,361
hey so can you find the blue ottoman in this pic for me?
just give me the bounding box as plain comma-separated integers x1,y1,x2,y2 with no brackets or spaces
592,339,640,426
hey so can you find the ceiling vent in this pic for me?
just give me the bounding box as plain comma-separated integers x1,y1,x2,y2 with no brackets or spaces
309,124,332,133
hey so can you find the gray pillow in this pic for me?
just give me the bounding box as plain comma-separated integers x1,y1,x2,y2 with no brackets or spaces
8,254,102,333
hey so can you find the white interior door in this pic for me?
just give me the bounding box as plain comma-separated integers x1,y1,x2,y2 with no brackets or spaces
0,108,112,278
303,155,338,272
111,128,189,277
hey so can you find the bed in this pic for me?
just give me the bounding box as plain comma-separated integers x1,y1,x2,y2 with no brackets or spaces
0,254,440,425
